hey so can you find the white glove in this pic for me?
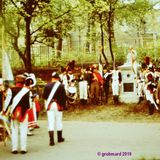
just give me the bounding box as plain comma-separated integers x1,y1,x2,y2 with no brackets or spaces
156,99,159,104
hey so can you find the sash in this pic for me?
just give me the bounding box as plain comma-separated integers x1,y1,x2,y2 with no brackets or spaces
10,87,30,114
104,72,112,79
45,81,61,110
3,88,12,113
93,73,98,82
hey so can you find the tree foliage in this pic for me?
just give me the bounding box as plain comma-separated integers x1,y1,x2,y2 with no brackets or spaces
2,0,158,70
117,0,154,34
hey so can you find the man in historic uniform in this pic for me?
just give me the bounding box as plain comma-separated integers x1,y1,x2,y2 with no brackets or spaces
156,79,160,110
90,65,103,105
26,73,38,135
78,68,88,105
145,71,158,115
43,72,66,146
103,66,112,103
3,74,35,154
111,65,122,105
0,78,4,112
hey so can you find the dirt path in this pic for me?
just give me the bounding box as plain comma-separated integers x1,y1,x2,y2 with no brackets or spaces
0,120,160,160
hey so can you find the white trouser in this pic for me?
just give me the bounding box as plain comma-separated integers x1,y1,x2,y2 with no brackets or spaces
11,115,28,151
32,102,37,123
137,82,144,97
112,80,119,96
79,81,88,100
28,102,37,128
47,102,63,131
145,89,154,103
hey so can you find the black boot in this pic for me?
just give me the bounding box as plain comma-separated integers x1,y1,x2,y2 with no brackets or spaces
115,96,119,105
148,103,154,115
91,98,95,104
83,99,87,105
113,96,116,105
57,131,65,143
138,97,143,104
49,131,55,146
80,99,84,105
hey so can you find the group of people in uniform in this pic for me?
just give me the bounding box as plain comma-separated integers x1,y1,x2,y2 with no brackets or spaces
0,71,66,154
1,51,160,154
59,63,122,106
59,53,160,117
136,57,160,115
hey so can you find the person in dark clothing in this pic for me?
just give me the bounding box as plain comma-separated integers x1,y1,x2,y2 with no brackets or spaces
0,78,4,112
103,67,112,103
67,60,75,71
85,66,94,102
43,72,67,146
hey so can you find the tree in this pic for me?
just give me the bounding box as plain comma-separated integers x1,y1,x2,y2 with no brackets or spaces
116,0,155,44
4,0,158,70
86,0,119,64
47,0,77,58
13,0,50,72
5,0,50,72
4,0,80,71
85,0,156,65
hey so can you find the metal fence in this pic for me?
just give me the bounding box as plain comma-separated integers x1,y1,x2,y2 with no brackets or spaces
0,34,159,72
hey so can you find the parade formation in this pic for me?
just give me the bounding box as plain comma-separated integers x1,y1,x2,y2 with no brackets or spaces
0,48,160,155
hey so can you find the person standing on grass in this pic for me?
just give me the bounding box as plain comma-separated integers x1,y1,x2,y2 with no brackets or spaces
111,65,122,105
103,66,112,103
90,65,103,105
0,78,4,112
156,79,160,110
59,67,69,92
145,71,158,115
43,72,67,146
78,69,88,105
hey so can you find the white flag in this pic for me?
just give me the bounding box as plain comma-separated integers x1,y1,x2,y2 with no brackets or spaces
2,52,14,81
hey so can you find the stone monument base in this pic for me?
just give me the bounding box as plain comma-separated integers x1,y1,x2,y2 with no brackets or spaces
119,93,139,103
118,63,140,104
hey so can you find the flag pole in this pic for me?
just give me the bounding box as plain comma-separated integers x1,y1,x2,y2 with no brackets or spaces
1,0,4,78
1,1,14,83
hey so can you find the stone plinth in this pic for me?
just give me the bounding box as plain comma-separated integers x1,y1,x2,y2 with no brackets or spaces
118,63,139,103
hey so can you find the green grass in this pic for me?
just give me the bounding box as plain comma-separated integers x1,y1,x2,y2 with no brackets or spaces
63,99,160,122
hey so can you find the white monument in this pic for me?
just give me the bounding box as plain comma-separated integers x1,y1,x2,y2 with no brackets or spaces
118,48,140,103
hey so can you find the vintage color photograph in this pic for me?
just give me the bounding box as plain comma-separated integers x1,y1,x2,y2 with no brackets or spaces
0,0,160,160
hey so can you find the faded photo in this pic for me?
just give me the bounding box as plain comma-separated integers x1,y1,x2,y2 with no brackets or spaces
0,0,160,160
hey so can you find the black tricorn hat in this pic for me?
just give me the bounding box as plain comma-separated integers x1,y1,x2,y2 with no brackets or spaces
51,72,59,78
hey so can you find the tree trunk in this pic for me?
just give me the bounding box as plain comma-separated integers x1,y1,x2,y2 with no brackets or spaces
91,19,96,53
25,17,32,72
57,37,62,58
85,17,91,53
107,10,114,64
0,0,2,16
99,14,108,64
